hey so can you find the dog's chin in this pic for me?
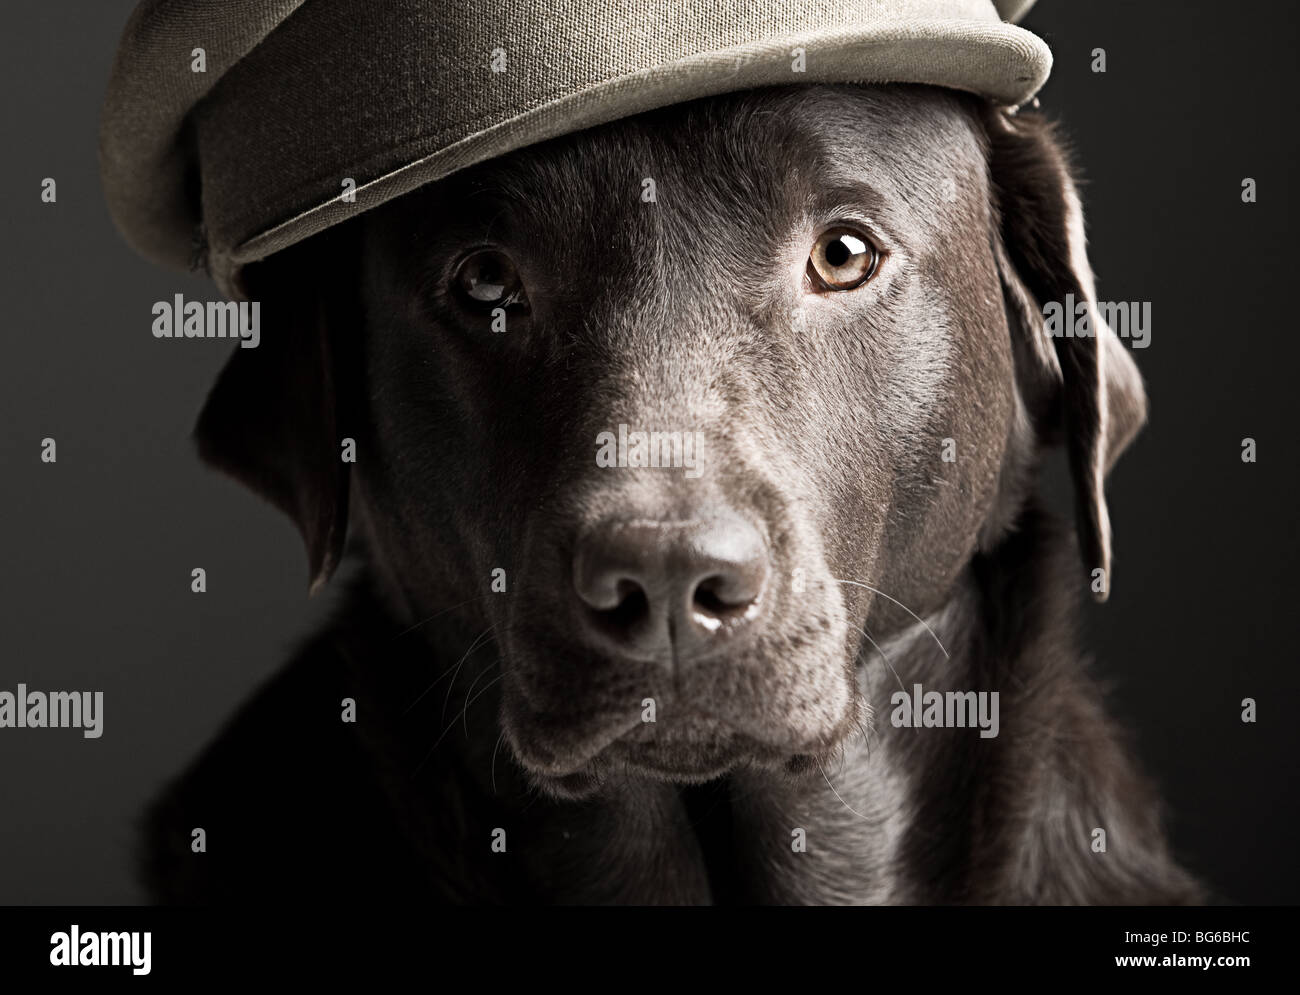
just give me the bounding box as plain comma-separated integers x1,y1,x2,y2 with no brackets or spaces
519,750,750,802
506,711,853,801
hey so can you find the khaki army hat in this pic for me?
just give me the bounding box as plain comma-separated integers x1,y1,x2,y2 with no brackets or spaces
100,0,1050,297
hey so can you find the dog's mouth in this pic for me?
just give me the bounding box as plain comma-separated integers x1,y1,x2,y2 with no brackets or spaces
503,688,858,798
620,716,798,775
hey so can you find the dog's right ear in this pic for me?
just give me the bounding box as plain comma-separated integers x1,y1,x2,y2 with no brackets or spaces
194,233,357,594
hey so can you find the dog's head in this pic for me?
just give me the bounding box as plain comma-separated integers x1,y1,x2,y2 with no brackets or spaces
197,85,1144,795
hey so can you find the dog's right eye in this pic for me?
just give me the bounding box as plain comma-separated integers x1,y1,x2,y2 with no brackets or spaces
452,249,528,311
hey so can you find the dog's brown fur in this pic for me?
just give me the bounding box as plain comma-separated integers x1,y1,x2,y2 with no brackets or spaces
142,84,1202,904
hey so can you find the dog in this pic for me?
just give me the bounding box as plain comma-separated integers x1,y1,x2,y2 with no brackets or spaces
141,83,1203,905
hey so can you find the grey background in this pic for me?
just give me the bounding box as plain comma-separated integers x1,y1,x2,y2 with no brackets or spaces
1,1,1296,904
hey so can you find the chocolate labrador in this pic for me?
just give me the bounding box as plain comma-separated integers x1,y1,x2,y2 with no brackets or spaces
142,83,1203,904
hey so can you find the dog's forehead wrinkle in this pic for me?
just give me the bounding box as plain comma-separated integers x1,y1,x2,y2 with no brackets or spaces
474,90,813,279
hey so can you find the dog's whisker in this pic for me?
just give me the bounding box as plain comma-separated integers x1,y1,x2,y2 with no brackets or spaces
438,625,498,721
490,729,507,796
461,660,497,739
817,760,874,823
845,702,874,751
832,577,950,658
414,671,506,776
391,593,496,642
854,719,873,754
410,664,496,780
855,624,906,693
401,623,496,716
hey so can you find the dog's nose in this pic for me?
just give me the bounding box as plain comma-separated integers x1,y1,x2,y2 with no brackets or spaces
572,513,769,660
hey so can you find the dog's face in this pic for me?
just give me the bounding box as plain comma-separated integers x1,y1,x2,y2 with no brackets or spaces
200,84,1145,797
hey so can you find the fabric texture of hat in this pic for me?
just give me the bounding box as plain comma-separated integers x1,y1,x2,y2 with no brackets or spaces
100,0,1051,298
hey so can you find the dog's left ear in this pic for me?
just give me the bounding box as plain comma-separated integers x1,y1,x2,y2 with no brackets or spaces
193,231,358,594
985,107,1147,601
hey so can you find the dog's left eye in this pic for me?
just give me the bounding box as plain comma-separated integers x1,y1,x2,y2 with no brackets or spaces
452,249,529,310
807,226,881,292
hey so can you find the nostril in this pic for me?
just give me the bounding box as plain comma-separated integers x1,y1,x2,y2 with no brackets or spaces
692,574,757,619
693,578,728,616
581,578,660,656
602,582,649,629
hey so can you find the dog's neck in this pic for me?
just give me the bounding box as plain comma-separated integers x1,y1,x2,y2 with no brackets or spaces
330,506,1169,904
